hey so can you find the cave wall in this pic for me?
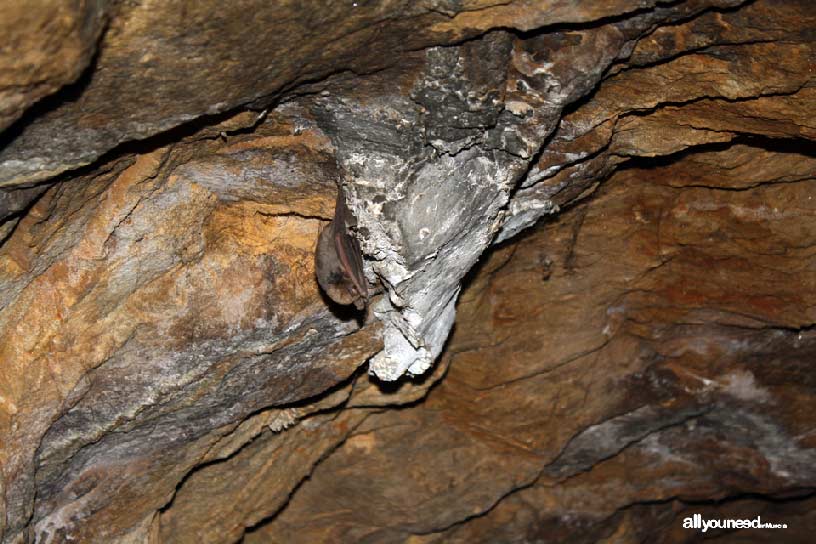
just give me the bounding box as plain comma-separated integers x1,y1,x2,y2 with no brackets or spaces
1,1,815,542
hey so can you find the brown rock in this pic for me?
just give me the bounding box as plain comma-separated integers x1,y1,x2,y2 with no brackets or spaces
0,0,699,188
1,0,815,542
0,1,105,133
0,117,382,541
244,109,816,544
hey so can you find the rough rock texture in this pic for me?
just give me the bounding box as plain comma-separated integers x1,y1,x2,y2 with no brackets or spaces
0,120,386,542
0,0,702,189
309,0,751,379
0,0,107,134
1,0,815,542
252,140,816,542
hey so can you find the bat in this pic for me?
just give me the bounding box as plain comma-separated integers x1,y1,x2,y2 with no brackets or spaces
315,185,369,310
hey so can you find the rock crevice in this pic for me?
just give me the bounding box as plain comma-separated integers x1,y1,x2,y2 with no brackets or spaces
1,0,815,542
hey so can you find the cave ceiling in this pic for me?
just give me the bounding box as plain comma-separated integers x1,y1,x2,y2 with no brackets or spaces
0,1,815,542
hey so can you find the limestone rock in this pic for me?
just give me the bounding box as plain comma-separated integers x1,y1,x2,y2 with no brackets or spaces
0,0,699,189
0,0,106,133
0,119,382,542
0,0,815,542
249,124,816,544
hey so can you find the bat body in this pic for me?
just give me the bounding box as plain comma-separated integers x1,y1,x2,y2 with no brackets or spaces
315,186,369,310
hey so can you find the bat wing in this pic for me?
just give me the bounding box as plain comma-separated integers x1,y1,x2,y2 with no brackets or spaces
334,227,368,308
333,188,368,308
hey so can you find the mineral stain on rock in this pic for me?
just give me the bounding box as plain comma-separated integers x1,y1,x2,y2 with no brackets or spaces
1,0,816,542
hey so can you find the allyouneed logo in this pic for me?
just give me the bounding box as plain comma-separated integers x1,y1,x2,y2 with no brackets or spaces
684,514,787,532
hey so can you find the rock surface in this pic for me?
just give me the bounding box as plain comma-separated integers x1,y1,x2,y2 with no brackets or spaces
252,139,816,542
1,0,815,542
0,0,106,135
0,0,699,189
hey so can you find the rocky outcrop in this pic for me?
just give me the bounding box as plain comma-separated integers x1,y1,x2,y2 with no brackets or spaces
0,0,696,189
252,139,816,542
1,0,814,542
0,1,106,135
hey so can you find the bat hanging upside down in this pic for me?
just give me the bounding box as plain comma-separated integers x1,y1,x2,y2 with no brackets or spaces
315,185,369,310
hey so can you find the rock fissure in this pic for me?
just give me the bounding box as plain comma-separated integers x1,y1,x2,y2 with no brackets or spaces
2,0,816,542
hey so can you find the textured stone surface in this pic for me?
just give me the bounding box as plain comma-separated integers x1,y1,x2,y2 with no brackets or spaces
0,0,106,134
309,32,530,380
0,0,707,189
0,0,815,542
313,0,749,380
247,134,816,544
500,0,816,241
0,118,383,542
